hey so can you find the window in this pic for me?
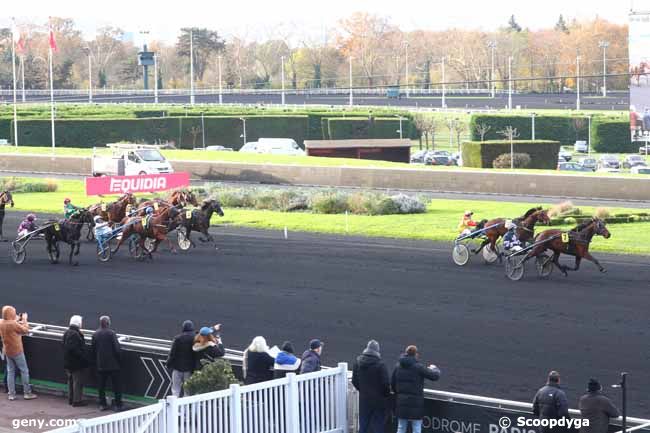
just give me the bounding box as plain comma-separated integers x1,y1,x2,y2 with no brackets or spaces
128,152,139,163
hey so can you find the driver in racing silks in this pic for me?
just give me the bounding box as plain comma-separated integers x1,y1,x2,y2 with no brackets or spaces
457,210,487,238
143,206,154,231
503,220,522,252
93,215,112,244
63,198,82,219
17,214,38,238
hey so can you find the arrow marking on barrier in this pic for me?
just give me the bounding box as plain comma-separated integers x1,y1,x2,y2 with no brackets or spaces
158,359,172,397
141,357,157,399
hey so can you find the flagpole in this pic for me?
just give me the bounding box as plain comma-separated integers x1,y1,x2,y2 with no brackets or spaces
11,20,18,147
49,40,56,152
20,55,26,103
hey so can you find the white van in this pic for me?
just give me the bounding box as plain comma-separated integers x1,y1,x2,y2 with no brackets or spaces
239,138,304,156
92,143,174,176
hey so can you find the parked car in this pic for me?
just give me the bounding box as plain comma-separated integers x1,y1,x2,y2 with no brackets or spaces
424,153,453,166
596,167,621,173
577,157,597,171
574,140,588,153
639,144,650,155
598,154,620,169
205,145,234,152
558,162,592,172
631,166,650,174
432,150,451,157
410,150,428,164
558,149,573,162
622,154,648,169
239,142,259,153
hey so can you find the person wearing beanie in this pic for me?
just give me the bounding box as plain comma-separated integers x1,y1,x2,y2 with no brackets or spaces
300,339,324,374
166,320,196,397
273,341,301,379
532,370,570,433
579,378,620,433
391,345,441,433
243,336,275,384
62,315,89,406
192,325,225,371
352,340,390,433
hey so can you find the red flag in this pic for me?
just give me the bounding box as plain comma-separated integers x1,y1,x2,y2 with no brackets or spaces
16,34,25,54
48,29,58,52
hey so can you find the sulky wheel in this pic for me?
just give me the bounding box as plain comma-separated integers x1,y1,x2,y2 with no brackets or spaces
10,241,26,265
452,243,470,266
177,227,192,251
505,256,525,281
536,254,554,278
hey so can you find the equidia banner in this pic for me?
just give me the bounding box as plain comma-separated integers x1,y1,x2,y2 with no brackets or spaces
85,172,190,195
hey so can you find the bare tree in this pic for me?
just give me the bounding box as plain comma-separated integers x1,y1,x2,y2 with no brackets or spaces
498,126,521,170
475,123,492,141
426,118,439,150
452,119,467,152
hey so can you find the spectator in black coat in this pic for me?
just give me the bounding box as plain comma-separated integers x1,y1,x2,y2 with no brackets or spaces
243,336,275,384
533,371,570,433
352,340,390,433
167,320,196,397
579,379,620,433
192,325,225,371
91,316,122,411
62,315,89,407
273,341,301,379
300,339,323,374
391,345,441,433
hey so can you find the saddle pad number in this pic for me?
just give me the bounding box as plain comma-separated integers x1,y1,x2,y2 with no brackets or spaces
561,233,569,243
101,203,107,212
153,202,159,211
54,223,60,232
186,210,192,219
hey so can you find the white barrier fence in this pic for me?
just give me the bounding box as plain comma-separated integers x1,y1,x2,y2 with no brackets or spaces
46,363,349,433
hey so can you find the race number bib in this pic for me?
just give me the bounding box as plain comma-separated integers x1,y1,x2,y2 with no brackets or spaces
54,223,60,232
126,204,133,214
186,210,192,219
101,203,107,212
153,202,159,211
561,233,569,243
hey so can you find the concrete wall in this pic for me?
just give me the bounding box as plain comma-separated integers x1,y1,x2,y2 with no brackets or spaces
1,153,649,201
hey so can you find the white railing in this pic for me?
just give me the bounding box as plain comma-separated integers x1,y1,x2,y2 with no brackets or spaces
46,363,349,433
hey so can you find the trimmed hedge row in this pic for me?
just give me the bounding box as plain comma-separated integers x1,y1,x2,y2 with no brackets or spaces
590,119,635,153
461,140,561,169
325,117,416,140
469,114,584,146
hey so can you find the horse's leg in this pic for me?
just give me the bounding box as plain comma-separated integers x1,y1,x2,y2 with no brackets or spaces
551,251,568,276
69,243,78,266
581,251,606,273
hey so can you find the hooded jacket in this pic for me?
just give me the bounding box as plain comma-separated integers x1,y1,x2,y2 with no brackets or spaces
273,351,301,379
0,306,29,357
533,383,570,421
167,321,196,373
391,354,441,420
192,340,225,371
352,351,390,411
579,391,620,433
244,350,275,384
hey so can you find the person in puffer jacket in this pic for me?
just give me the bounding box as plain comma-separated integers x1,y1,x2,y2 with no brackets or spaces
273,341,301,378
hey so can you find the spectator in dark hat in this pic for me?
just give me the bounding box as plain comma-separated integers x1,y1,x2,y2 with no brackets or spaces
391,345,441,433
192,324,225,371
352,340,390,433
63,315,89,407
300,339,323,374
273,341,301,379
579,378,620,433
167,320,196,397
91,315,122,411
533,371,569,433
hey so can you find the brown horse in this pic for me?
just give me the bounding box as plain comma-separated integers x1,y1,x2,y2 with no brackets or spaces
169,199,225,249
0,191,15,241
521,218,611,276
137,189,199,216
112,206,180,259
476,207,551,255
89,193,137,223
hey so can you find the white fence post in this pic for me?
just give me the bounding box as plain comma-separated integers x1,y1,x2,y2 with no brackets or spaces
230,383,243,433
337,363,349,433
166,395,179,433
286,373,300,433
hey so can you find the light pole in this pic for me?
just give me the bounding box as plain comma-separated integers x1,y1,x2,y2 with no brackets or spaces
281,55,286,105
349,56,353,106
587,115,592,155
240,117,247,146
576,55,581,111
87,50,93,103
599,40,609,97
404,41,409,98
189,29,195,105
508,56,513,110
218,55,223,105
441,57,446,109
396,115,404,139
154,54,159,104
488,41,497,98
201,112,205,149
612,373,627,433
531,112,536,140
20,55,25,103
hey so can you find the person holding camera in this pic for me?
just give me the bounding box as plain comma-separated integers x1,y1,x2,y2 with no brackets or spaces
0,306,37,400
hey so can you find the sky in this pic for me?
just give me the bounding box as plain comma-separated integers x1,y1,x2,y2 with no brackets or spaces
0,0,644,44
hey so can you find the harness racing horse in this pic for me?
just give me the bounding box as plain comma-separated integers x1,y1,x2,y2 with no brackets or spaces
0,191,14,241
43,209,91,266
87,193,137,239
137,189,199,216
523,218,611,276
476,207,551,256
112,206,180,259
171,199,225,249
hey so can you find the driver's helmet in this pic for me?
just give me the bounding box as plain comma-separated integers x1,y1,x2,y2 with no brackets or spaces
64,198,71,204
26,214,36,222
93,215,104,224
145,206,154,215
505,220,516,230
464,210,473,217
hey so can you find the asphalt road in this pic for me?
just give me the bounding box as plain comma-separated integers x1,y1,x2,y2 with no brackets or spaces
1,212,648,416
0,92,629,110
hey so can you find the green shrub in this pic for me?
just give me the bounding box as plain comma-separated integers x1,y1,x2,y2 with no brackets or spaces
564,217,577,225
216,190,256,208
184,359,239,396
590,119,635,153
310,193,349,214
492,153,531,169
0,177,58,193
469,114,584,145
461,140,560,169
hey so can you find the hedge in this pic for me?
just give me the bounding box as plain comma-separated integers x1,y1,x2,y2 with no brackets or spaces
325,117,416,140
590,119,635,153
469,114,586,146
461,140,561,169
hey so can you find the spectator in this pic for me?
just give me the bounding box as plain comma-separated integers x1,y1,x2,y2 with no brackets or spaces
0,190,14,242
91,316,122,411
273,341,301,379
300,339,323,374
243,336,275,384
391,345,441,433
167,320,196,397
192,325,225,371
0,306,37,401
643,108,650,132
579,378,620,433
352,340,390,433
63,315,89,407
532,371,570,433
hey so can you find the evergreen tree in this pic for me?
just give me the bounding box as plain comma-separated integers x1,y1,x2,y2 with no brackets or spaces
508,15,522,32
555,15,569,33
